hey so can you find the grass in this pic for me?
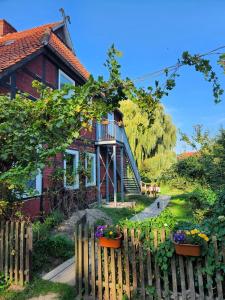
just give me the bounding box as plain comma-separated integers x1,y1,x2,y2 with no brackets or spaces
0,278,76,300
161,185,194,222
100,194,155,224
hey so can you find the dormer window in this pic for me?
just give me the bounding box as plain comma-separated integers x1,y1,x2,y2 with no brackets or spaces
58,70,75,90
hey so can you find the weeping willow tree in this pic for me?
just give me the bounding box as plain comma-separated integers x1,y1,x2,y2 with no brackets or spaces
120,100,177,180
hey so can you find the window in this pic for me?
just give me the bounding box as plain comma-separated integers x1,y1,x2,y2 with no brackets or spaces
58,70,75,89
85,153,96,187
58,70,75,98
64,149,79,189
24,171,42,196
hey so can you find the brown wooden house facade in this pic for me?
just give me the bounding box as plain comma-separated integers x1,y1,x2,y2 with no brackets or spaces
0,19,141,218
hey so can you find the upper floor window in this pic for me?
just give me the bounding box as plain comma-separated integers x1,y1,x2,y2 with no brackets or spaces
58,70,75,97
64,149,79,189
85,153,96,187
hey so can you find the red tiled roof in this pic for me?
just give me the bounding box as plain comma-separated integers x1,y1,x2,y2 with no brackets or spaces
177,151,198,160
0,21,90,80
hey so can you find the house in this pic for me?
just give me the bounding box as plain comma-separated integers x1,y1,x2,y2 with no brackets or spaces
0,18,141,218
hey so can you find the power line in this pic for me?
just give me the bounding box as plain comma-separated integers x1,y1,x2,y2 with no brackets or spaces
132,45,225,83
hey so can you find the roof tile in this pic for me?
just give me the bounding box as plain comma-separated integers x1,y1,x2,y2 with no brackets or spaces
0,21,89,80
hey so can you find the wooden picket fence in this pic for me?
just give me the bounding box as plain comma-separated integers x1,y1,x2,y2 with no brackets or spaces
74,224,225,300
0,220,32,286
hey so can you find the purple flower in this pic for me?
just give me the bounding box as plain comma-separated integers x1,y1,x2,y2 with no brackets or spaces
173,232,186,244
95,225,107,238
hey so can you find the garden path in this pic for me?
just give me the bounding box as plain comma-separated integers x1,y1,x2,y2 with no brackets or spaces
129,195,171,221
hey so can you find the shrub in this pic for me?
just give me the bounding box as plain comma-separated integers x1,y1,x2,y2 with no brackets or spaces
119,209,176,232
33,235,73,273
32,210,64,241
188,187,217,210
0,272,9,291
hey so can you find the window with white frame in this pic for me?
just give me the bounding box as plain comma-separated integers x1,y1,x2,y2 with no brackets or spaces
64,149,79,189
58,70,75,98
25,171,42,196
85,153,96,187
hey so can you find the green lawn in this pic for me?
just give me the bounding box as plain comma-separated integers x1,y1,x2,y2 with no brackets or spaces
161,185,194,222
0,278,75,300
100,194,155,224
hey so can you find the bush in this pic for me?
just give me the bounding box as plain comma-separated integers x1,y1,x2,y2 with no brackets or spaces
0,272,9,291
188,187,217,210
119,209,176,232
33,235,73,273
32,210,64,241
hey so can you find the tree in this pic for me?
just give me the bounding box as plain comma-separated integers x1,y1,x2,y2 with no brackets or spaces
0,46,172,202
119,100,176,180
0,46,223,202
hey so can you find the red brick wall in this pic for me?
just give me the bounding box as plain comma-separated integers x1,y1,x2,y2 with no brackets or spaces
0,86,10,94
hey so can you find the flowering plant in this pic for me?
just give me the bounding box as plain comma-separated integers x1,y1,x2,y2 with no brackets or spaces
95,225,121,239
173,228,209,245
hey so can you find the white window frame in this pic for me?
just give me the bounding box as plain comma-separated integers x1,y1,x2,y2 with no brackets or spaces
64,149,79,190
58,69,75,90
85,152,96,187
23,171,42,198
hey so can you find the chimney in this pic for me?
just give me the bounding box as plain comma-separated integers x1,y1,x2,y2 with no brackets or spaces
0,19,17,37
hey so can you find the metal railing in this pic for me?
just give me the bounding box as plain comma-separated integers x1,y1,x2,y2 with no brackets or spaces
96,121,141,188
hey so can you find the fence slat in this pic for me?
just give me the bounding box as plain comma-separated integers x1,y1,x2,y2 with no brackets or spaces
131,229,137,292
213,236,223,300
138,230,145,300
5,221,9,279
187,259,195,300
91,227,96,298
117,248,123,300
74,225,78,289
146,230,153,300
153,229,161,299
178,255,187,300
19,222,25,286
205,254,214,300
124,228,130,299
97,244,103,300
197,259,204,300
161,229,169,300
110,248,116,300
14,222,19,284
84,224,89,296
25,225,32,283
78,224,83,298
103,247,109,300
0,221,4,272
171,256,178,300
9,222,14,282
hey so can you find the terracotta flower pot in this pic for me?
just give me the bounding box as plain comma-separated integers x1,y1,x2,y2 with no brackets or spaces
99,235,122,249
101,120,109,125
174,243,201,257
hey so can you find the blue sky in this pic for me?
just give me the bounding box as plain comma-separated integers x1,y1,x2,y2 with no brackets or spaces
1,0,225,152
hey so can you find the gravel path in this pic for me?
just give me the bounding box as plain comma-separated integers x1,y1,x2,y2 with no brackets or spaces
129,195,171,221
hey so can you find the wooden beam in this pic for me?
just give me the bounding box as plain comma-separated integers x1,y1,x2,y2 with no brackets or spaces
96,146,101,206
106,146,109,203
113,145,117,206
120,146,125,201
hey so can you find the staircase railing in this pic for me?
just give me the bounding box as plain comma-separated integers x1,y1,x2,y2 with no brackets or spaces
96,121,141,189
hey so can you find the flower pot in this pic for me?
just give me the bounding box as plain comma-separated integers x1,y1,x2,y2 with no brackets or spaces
174,243,201,257
99,235,122,249
101,120,109,125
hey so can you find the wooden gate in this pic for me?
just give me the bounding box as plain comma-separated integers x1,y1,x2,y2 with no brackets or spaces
0,220,32,285
74,224,225,299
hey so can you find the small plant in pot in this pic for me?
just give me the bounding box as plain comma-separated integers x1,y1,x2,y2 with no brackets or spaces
173,229,209,257
95,225,122,249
